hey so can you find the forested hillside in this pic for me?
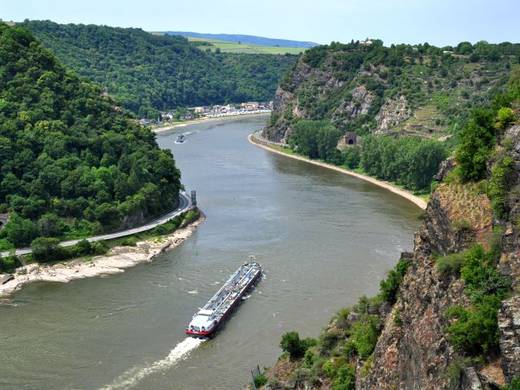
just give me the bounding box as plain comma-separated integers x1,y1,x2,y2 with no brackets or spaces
21,20,297,118
263,39,519,191
0,23,181,251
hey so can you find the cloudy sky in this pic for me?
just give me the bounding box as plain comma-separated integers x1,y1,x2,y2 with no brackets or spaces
3,0,519,46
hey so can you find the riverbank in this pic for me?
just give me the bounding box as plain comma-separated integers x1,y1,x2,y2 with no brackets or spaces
152,112,270,134
0,213,205,299
249,133,427,210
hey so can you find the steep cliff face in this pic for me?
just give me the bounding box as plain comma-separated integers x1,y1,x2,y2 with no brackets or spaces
262,125,520,389
359,182,494,389
263,41,514,144
359,126,520,389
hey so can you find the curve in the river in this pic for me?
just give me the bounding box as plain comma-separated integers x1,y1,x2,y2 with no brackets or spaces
0,116,422,390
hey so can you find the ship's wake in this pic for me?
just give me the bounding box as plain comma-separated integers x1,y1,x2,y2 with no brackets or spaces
101,337,205,390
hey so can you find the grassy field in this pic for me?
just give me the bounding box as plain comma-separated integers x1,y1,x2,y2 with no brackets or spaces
188,37,305,55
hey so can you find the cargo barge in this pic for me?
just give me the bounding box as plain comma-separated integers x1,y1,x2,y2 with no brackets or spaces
186,262,262,337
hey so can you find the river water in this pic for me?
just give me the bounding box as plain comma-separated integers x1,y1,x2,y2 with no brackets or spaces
0,115,421,390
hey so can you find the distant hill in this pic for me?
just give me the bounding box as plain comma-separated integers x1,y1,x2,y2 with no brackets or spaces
163,31,318,49
21,20,297,118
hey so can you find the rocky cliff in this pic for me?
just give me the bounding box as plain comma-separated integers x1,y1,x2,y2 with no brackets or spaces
263,41,515,143
261,123,520,389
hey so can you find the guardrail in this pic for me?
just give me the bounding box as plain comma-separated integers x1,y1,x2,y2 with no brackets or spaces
0,191,194,258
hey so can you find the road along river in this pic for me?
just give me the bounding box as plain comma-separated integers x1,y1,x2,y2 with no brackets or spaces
0,115,422,389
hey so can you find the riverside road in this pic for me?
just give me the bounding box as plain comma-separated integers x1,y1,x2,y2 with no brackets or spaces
0,191,193,258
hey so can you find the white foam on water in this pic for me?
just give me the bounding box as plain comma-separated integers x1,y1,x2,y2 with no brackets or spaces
101,337,205,390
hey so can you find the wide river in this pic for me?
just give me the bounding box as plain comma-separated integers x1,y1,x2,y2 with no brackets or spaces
0,115,421,389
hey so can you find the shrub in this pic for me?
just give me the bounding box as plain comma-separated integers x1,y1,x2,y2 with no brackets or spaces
31,237,64,262
121,237,138,247
445,245,511,355
460,245,510,301
446,296,501,355
319,330,341,355
455,108,496,182
342,146,361,169
332,365,356,390
380,258,411,304
0,255,21,273
253,373,268,388
488,155,514,219
436,253,465,277
2,214,38,247
280,331,315,360
349,315,380,359
496,107,516,130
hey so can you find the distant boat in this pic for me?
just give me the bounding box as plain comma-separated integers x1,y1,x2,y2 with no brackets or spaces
175,134,186,144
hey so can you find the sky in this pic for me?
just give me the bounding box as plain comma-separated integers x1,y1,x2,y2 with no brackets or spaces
2,0,519,46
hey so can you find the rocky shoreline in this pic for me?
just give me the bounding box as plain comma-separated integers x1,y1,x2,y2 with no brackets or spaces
0,215,204,300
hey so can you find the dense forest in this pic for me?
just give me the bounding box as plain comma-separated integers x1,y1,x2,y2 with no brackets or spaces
21,20,297,118
0,23,181,252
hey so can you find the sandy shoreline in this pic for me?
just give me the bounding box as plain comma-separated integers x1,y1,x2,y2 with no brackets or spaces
249,133,427,210
152,112,270,134
0,215,204,300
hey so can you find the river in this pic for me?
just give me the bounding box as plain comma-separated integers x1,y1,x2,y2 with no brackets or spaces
0,115,422,389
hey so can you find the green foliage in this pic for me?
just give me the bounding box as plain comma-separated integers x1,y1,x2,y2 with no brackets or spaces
445,298,501,355
460,245,510,301
445,245,511,355
280,331,316,360
253,373,268,388
0,254,21,273
488,155,514,219
31,237,64,262
0,23,181,248
455,108,496,181
1,214,38,247
332,365,356,390
22,20,296,115
496,107,516,130
436,252,465,277
270,39,517,139
341,146,361,169
361,135,446,190
503,376,520,390
380,257,411,304
348,315,380,359
290,120,342,163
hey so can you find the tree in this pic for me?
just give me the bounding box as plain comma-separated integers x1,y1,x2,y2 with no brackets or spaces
280,331,308,359
31,237,63,262
1,214,38,247
456,108,495,181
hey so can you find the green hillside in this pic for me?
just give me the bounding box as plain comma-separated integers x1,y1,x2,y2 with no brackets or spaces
21,20,297,118
0,23,181,251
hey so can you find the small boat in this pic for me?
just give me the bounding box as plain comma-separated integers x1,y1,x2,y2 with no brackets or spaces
176,134,186,144
186,262,262,338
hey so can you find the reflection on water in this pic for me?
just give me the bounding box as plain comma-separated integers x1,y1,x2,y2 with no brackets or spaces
0,116,421,390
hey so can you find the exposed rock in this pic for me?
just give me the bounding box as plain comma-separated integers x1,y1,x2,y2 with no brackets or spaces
461,367,483,390
435,157,456,182
375,96,412,133
331,85,375,124
498,296,520,382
